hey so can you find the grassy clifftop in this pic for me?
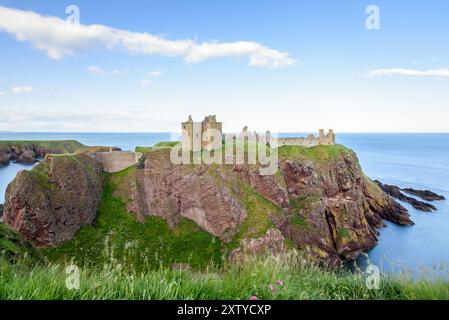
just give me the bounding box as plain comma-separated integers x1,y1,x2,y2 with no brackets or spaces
0,140,85,153
278,144,353,162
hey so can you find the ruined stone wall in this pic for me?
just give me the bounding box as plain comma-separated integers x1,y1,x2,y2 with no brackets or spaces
89,151,143,173
274,130,335,148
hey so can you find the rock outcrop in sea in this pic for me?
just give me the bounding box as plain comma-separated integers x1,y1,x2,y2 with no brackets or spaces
402,188,445,201
374,181,443,212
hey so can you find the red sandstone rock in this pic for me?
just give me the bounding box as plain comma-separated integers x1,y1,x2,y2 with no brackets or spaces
3,154,103,247
127,149,247,242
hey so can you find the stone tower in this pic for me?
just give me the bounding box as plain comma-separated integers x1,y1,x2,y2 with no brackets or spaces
181,115,196,151
182,115,222,151
201,115,223,151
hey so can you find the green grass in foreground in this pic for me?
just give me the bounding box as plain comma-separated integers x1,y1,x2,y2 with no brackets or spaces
0,253,448,300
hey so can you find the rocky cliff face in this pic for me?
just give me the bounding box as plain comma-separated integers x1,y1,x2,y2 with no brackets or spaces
267,151,411,263
3,144,412,265
3,153,103,247
0,147,10,166
125,149,248,242
120,146,412,265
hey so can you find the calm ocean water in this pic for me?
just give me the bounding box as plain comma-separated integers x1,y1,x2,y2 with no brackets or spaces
1,132,448,278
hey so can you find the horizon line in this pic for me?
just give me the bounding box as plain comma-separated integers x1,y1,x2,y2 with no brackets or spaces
2,131,449,134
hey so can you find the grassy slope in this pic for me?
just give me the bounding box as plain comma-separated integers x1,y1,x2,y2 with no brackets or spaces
0,224,43,264
225,175,283,252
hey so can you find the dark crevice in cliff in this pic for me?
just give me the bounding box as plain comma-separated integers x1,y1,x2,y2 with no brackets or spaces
324,209,338,254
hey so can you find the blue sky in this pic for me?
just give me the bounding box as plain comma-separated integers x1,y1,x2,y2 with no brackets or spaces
0,0,448,132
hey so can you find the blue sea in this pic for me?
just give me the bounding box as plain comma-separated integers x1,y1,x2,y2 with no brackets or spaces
1,132,449,279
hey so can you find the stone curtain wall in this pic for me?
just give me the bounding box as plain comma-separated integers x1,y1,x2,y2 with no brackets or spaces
89,151,143,173
275,130,335,148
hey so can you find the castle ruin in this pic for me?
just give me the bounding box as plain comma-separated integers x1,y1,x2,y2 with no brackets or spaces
236,126,336,148
181,115,335,150
272,129,336,147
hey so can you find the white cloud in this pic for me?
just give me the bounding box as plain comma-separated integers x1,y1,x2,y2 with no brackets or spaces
0,91,7,96
88,66,128,76
140,79,151,87
0,6,296,69
147,70,162,77
11,86,34,94
368,68,449,79
87,65,106,75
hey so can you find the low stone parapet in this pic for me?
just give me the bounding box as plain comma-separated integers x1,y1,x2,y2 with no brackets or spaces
89,151,143,173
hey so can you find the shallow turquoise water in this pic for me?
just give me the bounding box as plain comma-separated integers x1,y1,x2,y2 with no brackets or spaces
1,132,448,278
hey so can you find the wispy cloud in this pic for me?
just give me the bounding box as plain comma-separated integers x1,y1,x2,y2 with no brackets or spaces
87,65,106,75
11,86,34,94
147,70,162,78
0,6,296,69
0,91,7,96
87,65,128,76
368,68,449,79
